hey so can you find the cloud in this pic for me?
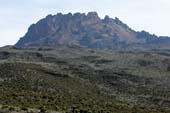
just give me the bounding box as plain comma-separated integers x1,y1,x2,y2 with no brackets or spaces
0,0,170,46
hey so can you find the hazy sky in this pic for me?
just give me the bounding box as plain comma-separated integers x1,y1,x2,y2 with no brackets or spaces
0,0,170,47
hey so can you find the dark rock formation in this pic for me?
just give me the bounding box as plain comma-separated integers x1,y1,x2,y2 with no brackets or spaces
16,12,170,49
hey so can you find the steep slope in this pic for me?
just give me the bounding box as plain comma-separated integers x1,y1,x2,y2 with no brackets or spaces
16,12,170,49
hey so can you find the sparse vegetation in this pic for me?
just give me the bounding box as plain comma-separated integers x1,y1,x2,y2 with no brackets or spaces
0,46,170,112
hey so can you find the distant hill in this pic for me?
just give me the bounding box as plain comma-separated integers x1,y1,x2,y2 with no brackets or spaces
15,12,170,49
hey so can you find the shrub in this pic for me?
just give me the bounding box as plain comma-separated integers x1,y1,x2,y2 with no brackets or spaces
1,105,9,109
8,107,15,111
21,106,28,111
39,106,47,113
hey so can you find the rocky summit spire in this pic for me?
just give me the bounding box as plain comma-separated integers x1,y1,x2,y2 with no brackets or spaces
87,12,99,18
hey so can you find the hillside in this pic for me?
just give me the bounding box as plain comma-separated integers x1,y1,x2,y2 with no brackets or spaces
16,12,170,49
1,46,170,112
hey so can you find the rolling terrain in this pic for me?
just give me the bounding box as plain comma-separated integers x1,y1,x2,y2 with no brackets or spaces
1,46,170,112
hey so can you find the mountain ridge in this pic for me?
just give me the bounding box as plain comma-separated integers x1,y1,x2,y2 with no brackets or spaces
16,12,170,49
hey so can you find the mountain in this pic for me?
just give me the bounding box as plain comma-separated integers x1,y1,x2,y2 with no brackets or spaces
3,11,170,112
15,12,170,49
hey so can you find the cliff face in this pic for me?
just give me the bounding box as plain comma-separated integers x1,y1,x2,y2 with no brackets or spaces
16,12,170,49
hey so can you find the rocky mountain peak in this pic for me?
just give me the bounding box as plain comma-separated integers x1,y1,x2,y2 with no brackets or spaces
16,12,170,49
87,12,99,18
103,15,112,23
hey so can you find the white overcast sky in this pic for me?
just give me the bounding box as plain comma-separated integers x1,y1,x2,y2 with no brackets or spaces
0,0,170,47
